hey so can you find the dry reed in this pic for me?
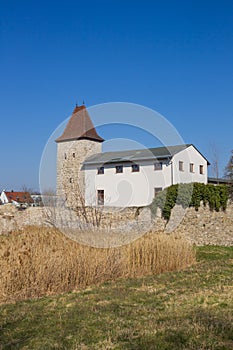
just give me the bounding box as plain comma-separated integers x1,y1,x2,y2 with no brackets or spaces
0,227,196,303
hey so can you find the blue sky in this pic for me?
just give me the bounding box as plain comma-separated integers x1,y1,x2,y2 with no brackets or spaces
1,0,233,191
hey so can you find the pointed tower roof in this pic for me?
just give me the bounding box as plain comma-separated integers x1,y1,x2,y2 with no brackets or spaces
56,105,104,143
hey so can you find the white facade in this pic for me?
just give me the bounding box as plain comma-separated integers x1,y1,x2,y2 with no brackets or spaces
84,145,208,207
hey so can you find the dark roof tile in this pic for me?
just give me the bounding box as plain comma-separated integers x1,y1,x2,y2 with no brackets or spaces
83,144,207,165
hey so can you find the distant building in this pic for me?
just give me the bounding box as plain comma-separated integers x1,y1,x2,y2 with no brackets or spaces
0,190,34,208
208,177,231,185
56,105,210,207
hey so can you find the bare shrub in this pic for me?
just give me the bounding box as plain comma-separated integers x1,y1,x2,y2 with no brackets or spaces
0,227,196,303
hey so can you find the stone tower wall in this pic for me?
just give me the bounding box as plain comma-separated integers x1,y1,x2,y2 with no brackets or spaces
57,139,102,207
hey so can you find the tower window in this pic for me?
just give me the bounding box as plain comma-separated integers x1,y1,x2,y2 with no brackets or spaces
116,165,123,173
73,153,75,158
69,178,73,183
64,153,67,159
97,166,104,174
132,164,140,172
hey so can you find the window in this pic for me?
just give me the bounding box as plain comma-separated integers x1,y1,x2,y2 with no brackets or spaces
132,164,139,172
64,153,67,159
97,166,104,175
116,165,123,173
199,165,204,175
69,178,73,183
179,161,184,171
154,187,162,197
97,190,104,205
154,162,163,171
73,153,75,158
190,163,194,173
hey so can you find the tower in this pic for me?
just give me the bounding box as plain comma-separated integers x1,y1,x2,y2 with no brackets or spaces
56,104,104,207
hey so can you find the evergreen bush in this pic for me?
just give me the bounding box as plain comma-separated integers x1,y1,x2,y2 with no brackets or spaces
150,183,229,221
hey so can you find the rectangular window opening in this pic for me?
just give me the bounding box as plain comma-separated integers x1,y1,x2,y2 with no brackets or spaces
116,165,123,173
179,161,184,171
97,166,104,175
190,163,194,173
200,165,204,174
154,187,162,197
132,164,140,172
154,162,163,171
97,189,104,205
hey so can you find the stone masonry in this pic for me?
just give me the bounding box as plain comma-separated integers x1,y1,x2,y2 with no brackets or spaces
0,202,233,246
57,139,101,207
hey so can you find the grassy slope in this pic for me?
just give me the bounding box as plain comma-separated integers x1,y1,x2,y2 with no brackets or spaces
0,246,232,350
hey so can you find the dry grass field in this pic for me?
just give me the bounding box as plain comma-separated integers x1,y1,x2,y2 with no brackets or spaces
0,245,232,349
0,226,195,304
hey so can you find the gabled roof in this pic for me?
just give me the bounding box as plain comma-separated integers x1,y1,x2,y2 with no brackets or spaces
3,191,34,204
83,144,197,165
84,144,210,165
56,105,104,143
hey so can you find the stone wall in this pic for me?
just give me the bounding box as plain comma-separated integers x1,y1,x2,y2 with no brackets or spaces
0,202,233,246
173,202,233,246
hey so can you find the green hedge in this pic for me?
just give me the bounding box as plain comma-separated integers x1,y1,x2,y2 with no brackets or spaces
150,183,229,221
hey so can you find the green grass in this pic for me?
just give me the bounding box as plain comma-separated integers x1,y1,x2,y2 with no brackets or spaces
0,246,232,350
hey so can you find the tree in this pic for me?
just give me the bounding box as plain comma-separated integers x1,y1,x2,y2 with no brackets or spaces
224,150,233,199
210,142,220,181
224,150,233,179
21,185,34,194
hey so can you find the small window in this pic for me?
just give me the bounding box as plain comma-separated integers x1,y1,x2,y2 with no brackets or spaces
132,164,139,172
154,162,163,171
69,178,73,183
199,165,204,175
179,161,184,171
116,165,123,173
97,189,104,205
190,163,194,173
64,153,67,159
154,187,162,197
73,153,75,158
97,166,104,175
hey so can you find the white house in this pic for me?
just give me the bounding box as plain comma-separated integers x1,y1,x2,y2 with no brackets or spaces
0,190,34,207
83,144,209,207
56,105,209,208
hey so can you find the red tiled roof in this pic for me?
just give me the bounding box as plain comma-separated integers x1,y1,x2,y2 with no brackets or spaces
55,105,104,143
4,191,34,204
